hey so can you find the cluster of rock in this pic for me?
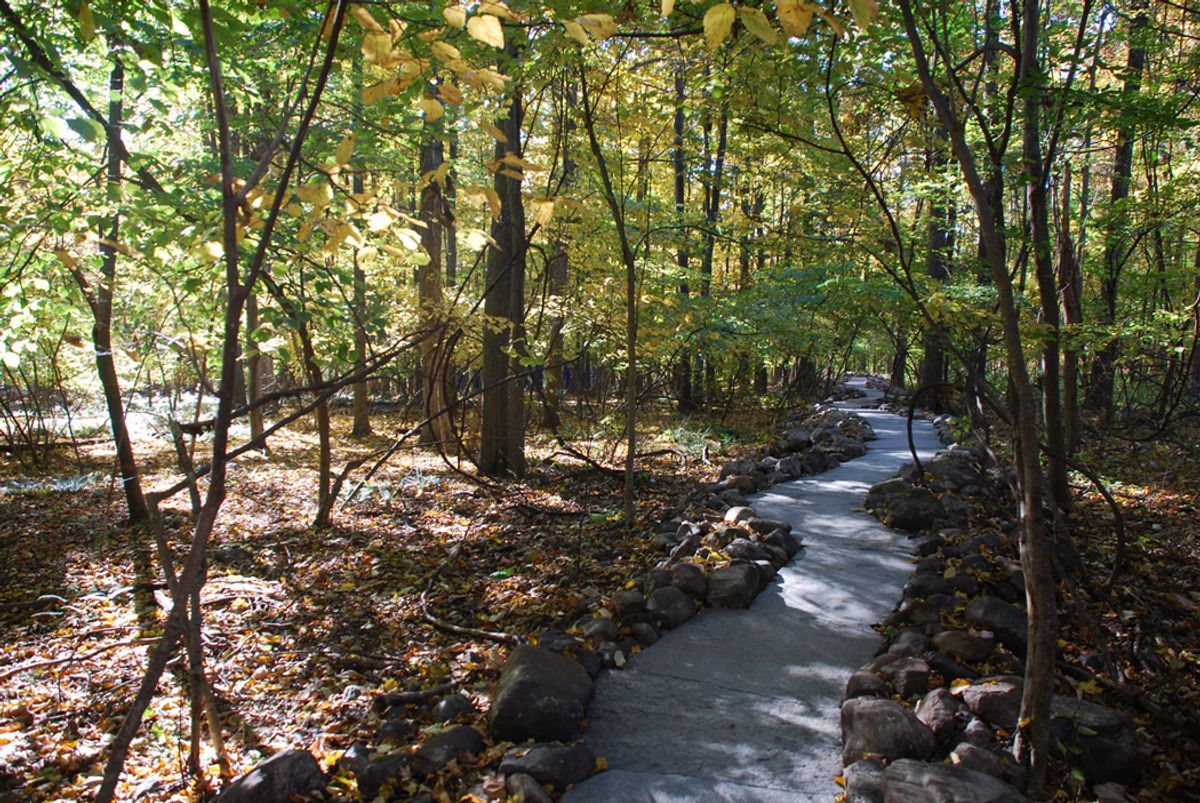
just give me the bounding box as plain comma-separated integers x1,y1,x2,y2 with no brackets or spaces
842,434,1140,801
664,406,879,525
216,393,884,803
217,647,600,803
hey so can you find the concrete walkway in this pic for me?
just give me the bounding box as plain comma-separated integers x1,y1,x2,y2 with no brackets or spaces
563,377,942,802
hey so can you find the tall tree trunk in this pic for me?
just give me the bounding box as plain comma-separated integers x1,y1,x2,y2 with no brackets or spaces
919,129,953,408
94,5,350,796
1089,3,1147,419
94,47,148,525
480,44,526,477
350,175,371,434
699,100,728,404
544,75,574,431
446,135,458,286
1191,242,1200,395
891,327,908,388
1058,164,1083,455
245,290,266,451
673,65,695,413
579,67,639,525
1023,32,1070,513
898,0,1057,793
418,123,451,446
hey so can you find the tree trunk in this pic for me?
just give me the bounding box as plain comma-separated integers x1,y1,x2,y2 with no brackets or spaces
898,0,1058,792
1057,164,1083,456
418,126,451,446
93,48,148,525
245,290,267,451
673,65,695,413
480,45,526,477
544,74,574,431
698,96,728,406
919,130,953,409
351,157,371,436
579,67,640,526
1023,31,1070,514
1089,3,1147,419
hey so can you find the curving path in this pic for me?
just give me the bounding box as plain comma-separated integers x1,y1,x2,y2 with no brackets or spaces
563,377,942,802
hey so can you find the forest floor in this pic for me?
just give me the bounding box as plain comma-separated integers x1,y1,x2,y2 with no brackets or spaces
1062,428,1200,800
0,401,772,802
0,400,1198,802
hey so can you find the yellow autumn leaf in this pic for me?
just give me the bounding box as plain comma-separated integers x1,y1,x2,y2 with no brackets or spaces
199,241,224,263
482,121,509,143
362,77,397,104
662,0,675,15
295,180,334,207
362,31,392,64
442,5,466,28
777,0,814,37
531,198,556,227
351,5,384,32
467,14,504,48
576,13,617,40
949,677,972,693
430,40,461,62
438,82,463,105
397,228,425,251
477,68,508,90
704,3,735,49
739,7,777,44
418,96,444,121
479,1,519,20
563,20,589,45
847,0,879,29
335,135,355,165
53,249,78,270
816,7,847,35
463,228,494,251
465,186,502,219
366,210,393,232
500,152,535,172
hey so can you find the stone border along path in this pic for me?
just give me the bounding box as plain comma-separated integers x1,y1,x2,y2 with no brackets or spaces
563,376,943,802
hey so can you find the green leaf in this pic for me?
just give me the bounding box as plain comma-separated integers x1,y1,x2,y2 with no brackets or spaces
67,116,106,143
78,0,96,42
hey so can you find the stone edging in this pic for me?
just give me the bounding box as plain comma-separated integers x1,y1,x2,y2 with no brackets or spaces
838,415,1140,803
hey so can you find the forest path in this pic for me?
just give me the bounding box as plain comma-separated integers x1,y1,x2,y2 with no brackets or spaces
562,377,942,802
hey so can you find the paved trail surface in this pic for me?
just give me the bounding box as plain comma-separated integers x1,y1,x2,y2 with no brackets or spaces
563,377,941,802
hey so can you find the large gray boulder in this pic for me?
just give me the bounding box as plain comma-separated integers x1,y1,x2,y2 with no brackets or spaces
965,597,1028,657
412,725,485,777
489,646,593,742
705,564,760,609
670,562,708,598
215,750,325,803
844,758,885,802
841,698,937,765
915,687,962,741
356,754,410,800
950,742,1028,790
958,677,1024,730
882,758,1028,802
500,742,596,788
1051,696,1140,783
932,629,993,663
865,478,946,532
647,586,697,628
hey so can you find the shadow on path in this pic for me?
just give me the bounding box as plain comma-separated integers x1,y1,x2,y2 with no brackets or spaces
564,378,942,802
